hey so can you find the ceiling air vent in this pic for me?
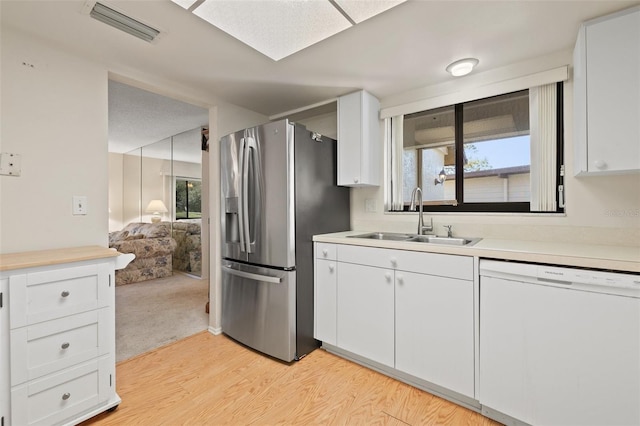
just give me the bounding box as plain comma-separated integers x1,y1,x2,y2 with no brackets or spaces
89,2,160,42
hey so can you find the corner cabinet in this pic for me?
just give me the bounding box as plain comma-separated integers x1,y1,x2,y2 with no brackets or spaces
337,90,381,187
0,247,133,426
573,6,640,176
314,242,476,405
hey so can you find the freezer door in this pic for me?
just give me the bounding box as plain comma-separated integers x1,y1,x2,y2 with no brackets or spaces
221,261,296,362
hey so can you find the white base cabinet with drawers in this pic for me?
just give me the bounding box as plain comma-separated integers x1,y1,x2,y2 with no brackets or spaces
314,242,476,406
0,252,129,426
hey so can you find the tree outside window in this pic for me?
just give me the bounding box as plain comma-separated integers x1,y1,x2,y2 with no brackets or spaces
176,178,201,219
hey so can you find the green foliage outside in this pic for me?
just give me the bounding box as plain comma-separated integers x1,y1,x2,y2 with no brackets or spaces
463,144,491,172
176,179,201,219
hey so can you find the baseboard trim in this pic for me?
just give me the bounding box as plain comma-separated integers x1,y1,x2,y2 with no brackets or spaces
208,326,222,335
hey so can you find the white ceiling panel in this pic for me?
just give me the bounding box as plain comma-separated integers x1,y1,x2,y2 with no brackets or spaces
192,0,352,60
334,0,406,23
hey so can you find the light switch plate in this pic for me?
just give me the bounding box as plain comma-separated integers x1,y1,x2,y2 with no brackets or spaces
73,196,88,215
0,153,21,176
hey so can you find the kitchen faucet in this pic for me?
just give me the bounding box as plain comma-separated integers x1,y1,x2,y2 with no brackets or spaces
409,187,433,235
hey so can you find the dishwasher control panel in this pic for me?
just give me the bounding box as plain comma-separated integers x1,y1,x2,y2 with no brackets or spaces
480,260,640,297
537,265,640,290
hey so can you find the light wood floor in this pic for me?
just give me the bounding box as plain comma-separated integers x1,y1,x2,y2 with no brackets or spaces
83,332,500,425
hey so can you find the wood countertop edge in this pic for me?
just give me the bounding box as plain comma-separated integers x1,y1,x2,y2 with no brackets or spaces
0,245,120,272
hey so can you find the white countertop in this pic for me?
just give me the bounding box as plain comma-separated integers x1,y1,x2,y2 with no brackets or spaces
313,231,640,273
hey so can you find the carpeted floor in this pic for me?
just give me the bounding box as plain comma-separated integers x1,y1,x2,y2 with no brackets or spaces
115,273,209,362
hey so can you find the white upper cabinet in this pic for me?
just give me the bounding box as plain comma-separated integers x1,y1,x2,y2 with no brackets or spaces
573,6,640,176
337,90,381,186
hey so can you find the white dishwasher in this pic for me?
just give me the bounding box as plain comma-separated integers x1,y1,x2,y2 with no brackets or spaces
479,260,640,426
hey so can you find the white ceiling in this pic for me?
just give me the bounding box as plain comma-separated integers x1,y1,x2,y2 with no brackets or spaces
2,0,638,153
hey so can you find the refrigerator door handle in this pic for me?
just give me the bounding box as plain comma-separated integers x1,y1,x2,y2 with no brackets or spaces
223,265,282,284
238,137,247,253
243,136,257,253
245,136,261,253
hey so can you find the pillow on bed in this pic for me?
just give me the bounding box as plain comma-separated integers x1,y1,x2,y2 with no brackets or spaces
108,230,129,246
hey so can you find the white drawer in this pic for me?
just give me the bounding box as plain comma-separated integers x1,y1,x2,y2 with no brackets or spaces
11,309,110,386
11,356,112,426
315,243,337,260
10,263,110,328
338,244,473,281
338,245,395,269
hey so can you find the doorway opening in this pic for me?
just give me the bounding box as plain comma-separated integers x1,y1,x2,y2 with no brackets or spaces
107,79,210,361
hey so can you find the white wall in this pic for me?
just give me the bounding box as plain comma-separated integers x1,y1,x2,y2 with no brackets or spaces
0,28,109,253
108,153,124,232
173,159,201,180
350,51,640,246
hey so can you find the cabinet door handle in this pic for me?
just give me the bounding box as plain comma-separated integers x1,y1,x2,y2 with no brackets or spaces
61,290,70,298
594,159,607,170
61,342,70,350
354,177,359,183
62,392,71,401
397,275,404,284
328,264,335,272
385,272,392,282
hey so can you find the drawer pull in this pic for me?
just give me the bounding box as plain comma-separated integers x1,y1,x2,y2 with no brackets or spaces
61,342,70,350
62,392,71,401
61,290,70,298
322,249,328,257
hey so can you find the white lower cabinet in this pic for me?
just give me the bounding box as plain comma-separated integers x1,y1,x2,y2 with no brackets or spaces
336,262,394,367
314,242,475,401
1,278,10,425
395,271,474,398
314,258,337,345
0,252,126,426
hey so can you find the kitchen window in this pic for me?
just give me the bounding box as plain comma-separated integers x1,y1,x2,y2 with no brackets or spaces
175,178,202,219
387,83,564,213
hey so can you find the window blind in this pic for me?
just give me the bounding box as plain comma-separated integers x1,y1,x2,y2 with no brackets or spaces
529,83,558,211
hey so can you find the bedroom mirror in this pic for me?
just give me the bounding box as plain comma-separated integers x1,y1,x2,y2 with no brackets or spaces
119,128,203,277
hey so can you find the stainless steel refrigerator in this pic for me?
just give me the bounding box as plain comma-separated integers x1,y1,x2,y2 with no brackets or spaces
220,119,350,362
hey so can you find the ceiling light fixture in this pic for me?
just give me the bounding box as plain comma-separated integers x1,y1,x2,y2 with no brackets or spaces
171,0,407,61
446,58,479,77
88,2,160,42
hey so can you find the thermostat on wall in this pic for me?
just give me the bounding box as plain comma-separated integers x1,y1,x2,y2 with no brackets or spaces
0,152,21,176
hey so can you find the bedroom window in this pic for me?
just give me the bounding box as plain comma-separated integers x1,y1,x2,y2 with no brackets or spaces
175,178,202,219
388,83,564,213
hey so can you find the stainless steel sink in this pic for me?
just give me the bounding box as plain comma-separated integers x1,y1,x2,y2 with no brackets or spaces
406,235,481,246
347,232,415,241
348,232,481,246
